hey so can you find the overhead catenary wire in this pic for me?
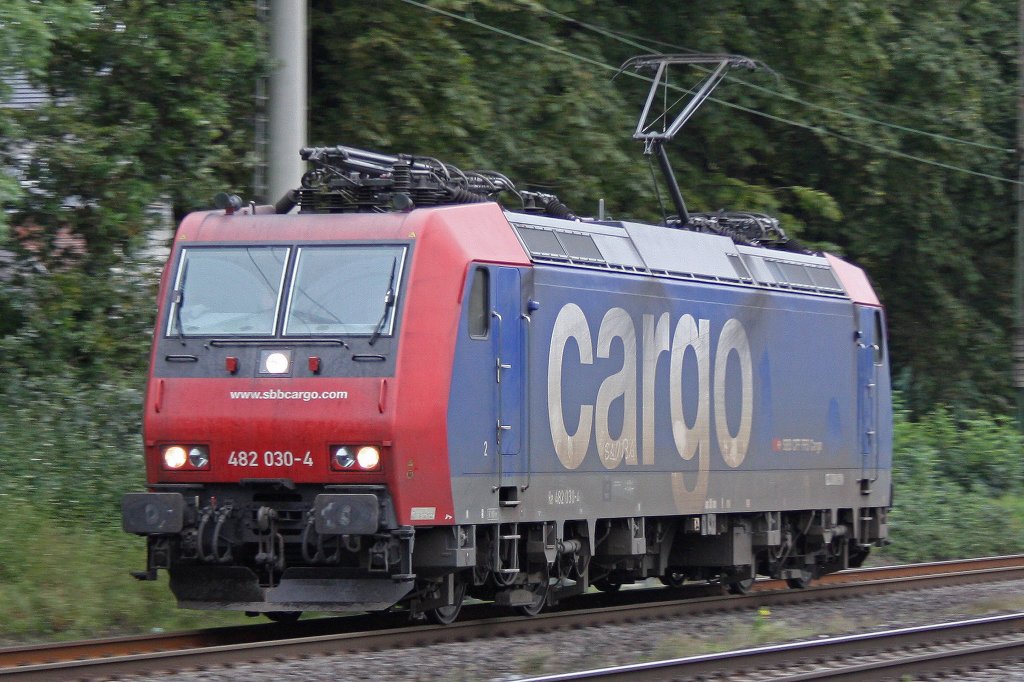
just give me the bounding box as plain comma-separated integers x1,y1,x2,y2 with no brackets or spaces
539,6,1012,147
536,5,1013,155
396,0,1019,186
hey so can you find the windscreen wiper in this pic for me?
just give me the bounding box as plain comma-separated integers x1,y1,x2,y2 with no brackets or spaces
368,257,398,346
172,258,189,345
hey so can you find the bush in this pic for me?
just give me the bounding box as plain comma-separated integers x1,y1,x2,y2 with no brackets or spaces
878,402,1024,563
0,370,145,529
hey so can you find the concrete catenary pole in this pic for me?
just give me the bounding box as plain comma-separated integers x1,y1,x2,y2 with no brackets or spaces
1017,0,1024,427
268,0,307,205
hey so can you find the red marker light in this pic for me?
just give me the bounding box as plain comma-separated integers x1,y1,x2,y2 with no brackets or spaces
226,356,239,374
308,356,321,374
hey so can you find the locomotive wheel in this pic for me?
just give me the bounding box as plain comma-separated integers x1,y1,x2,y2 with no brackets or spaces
726,577,755,595
514,579,549,617
659,571,685,588
785,569,813,589
593,578,622,593
722,566,755,594
266,611,301,623
848,544,871,568
425,580,467,625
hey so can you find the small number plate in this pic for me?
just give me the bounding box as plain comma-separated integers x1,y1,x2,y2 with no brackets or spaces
227,450,314,467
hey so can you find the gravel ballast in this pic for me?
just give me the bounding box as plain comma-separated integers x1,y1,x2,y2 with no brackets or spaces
128,577,1024,681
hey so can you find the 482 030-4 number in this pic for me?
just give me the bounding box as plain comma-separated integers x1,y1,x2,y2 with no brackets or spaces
227,450,313,467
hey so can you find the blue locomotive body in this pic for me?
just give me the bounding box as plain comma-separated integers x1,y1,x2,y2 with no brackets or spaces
446,211,890,596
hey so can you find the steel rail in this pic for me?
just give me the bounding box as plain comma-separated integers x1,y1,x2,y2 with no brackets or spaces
516,612,1024,681
3,555,1024,680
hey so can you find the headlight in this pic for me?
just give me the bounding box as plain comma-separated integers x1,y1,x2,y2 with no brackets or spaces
163,446,188,469
260,350,291,375
333,446,357,469
162,444,210,470
356,446,381,470
188,446,209,469
331,445,381,471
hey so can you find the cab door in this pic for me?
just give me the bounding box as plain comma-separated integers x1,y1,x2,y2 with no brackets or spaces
492,267,524,466
856,305,882,490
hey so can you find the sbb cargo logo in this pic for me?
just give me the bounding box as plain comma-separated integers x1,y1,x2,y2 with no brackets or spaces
546,303,753,504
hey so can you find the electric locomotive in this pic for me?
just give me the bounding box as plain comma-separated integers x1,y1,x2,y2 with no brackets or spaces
123,56,892,624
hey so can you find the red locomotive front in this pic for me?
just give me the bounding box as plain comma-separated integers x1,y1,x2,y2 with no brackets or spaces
123,200,529,620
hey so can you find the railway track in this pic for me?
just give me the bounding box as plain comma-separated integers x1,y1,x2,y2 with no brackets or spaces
3,555,1024,681
519,613,1024,680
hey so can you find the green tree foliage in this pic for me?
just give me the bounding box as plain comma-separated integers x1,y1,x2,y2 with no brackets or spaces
0,1,266,378
4,1,266,267
309,0,651,218
0,1,93,241
0,259,156,379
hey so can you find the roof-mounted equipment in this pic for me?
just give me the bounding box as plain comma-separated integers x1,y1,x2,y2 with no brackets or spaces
687,211,788,247
622,54,756,227
294,145,577,220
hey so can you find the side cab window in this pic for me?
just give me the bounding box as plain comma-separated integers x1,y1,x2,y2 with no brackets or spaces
468,267,490,338
873,309,885,365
